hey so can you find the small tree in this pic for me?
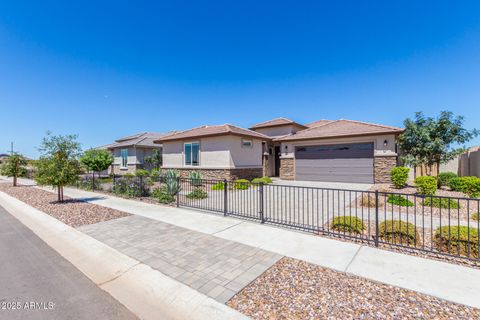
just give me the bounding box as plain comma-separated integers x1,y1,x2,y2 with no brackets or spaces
144,149,162,170
0,153,28,186
34,133,82,202
80,149,114,179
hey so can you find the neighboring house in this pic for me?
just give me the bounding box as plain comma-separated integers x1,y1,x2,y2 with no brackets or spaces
102,132,169,174
155,118,404,183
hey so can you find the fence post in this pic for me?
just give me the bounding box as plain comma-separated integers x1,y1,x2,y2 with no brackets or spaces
92,172,95,191
259,182,265,223
375,190,379,247
139,176,143,196
112,174,116,191
223,179,228,216
176,177,180,208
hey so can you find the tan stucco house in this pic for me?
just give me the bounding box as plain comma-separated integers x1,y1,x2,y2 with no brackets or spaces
154,118,403,183
102,132,168,174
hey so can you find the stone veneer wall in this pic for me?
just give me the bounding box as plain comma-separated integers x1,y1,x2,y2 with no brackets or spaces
112,164,137,175
164,168,263,181
279,158,295,180
374,156,397,183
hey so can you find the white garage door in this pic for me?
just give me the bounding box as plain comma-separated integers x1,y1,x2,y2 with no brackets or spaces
295,143,374,183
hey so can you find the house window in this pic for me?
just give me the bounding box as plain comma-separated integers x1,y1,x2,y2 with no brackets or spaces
184,142,200,166
121,149,128,168
242,139,253,148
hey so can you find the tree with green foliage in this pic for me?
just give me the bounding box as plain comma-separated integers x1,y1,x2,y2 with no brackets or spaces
34,132,82,202
144,149,162,170
80,149,114,178
398,111,478,177
0,153,28,186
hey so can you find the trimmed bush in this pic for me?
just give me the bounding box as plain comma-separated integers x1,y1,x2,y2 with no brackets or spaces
211,181,225,190
386,194,414,207
434,226,479,258
438,172,457,188
448,177,467,192
462,176,480,198
151,187,175,204
331,216,365,234
423,196,460,209
189,171,203,187
390,167,409,189
251,176,273,184
415,176,437,196
186,188,208,200
234,179,250,190
378,220,418,245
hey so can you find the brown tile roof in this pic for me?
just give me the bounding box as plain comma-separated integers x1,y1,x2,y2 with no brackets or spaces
105,132,171,149
250,117,307,130
154,124,272,142
275,119,404,141
304,119,333,128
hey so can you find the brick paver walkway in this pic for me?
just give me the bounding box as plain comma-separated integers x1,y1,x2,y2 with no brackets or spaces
79,215,282,303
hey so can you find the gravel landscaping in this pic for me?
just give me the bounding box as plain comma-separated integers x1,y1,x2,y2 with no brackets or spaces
0,183,129,227
228,257,480,320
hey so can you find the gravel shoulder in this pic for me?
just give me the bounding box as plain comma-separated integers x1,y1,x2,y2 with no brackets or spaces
228,257,480,320
0,183,129,228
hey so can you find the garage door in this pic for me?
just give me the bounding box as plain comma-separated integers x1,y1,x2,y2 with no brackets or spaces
295,143,374,183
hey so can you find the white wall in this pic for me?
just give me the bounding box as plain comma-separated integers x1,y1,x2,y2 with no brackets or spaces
279,134,397,159
162,135,263,169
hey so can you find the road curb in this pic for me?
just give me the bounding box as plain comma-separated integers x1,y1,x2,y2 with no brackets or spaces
0,191,249,320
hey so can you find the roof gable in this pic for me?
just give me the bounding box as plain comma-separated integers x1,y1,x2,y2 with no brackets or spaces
154,124,271,142
250,117,306,130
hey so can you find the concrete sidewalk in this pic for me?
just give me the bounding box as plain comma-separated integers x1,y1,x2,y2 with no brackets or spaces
3,176,480,309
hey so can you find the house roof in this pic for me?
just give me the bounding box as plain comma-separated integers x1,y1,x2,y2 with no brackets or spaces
154,124,272,143
275,119,404,141
304,119,334,128
249,117,307,130
105,132,170,149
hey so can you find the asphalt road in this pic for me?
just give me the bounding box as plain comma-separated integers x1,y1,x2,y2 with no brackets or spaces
0,204,136,320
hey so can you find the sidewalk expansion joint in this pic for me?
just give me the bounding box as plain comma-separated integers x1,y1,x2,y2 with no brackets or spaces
343,245,363,273
97,262,141,287
211,220,244,235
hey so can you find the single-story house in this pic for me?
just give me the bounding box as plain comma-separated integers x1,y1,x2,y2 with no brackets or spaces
102,132,169,174
154,118,404,183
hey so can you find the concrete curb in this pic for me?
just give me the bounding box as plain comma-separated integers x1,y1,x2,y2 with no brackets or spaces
0,191,249,320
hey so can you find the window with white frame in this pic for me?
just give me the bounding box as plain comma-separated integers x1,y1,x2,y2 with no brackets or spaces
120,149,128,168
242,138,253,148
184,142,200,166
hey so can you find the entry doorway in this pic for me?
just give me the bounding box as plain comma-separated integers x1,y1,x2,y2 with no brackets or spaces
274,146,281,177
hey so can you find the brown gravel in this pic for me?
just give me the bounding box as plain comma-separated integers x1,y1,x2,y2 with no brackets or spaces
228,257,480,320
0,183,129,227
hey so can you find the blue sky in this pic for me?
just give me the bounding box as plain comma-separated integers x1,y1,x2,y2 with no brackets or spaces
0,1,479,158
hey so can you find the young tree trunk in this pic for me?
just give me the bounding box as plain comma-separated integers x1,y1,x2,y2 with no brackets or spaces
436,160,441,177
57,186,61,202
13,175,17,187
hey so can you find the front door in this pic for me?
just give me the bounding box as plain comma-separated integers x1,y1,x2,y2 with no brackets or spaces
274,146,281,177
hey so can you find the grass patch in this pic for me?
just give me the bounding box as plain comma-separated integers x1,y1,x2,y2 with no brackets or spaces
422,197,460,209
386,194,414,207
435,226,479,258
378,220,418,246
331,216,365,234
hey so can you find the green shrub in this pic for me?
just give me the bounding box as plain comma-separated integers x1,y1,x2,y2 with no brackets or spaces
135,169,150,177
390,167,409,189
331,216,365,234
251,176,273,184
415,176,437,196
435,226,479,258
113,175,150,197
378,220,418,245
151,187,175,204
77,176,102,191
472,212,479,221
448,177,467,192
189,171,203,187
386,194,414,207
422,196,460,209
234,179,250,190
150,168,162,179
124,173,135,179
186,188,208,199
437,172,457,188
462,176,480,198
211,181,225,190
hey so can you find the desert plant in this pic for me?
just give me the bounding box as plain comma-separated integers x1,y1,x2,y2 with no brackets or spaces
165,169,181,196
251,176,273,185
358,193,384,208
151,186,175,204
331,216,365,234
234,179,250,190
189,171,203,187
150,168,162,179
448,177,467,192
422,196,460,209
211,181,225,190
386,194,414,207
437,172,458,188
414,176,437,196
390,167,409,189
186,188,208,200
378,220,418,245
434,226,479,258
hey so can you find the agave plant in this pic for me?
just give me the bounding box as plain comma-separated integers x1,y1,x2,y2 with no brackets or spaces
189,171,203,187
165,169,181,196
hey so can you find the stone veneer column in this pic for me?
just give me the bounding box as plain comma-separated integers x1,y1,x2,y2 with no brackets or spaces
374,156,397,183
279,158,295,180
